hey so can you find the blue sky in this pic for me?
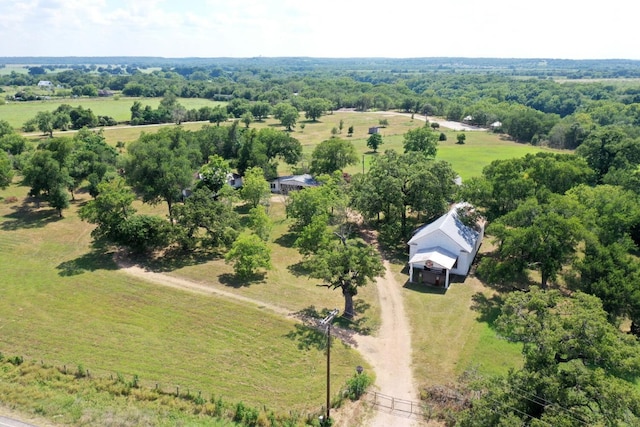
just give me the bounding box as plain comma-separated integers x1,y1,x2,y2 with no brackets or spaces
0,0,637,59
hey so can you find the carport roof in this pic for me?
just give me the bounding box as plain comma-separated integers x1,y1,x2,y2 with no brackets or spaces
408,246,457,270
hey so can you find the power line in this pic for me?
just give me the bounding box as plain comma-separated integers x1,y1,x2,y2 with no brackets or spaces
504,383,590,426
483,394,554,426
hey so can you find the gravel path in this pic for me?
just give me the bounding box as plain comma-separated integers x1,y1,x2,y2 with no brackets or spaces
352,260,422,427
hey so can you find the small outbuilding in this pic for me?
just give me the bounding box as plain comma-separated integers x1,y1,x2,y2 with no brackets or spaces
407,203,484,289
227,172,243,189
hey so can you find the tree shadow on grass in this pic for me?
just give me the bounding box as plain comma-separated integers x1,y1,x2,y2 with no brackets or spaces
285,324,327,351
368,230,408,265
334,299,373,336
132,247,221,273
218,272,267,288
291,303,369,345
1,202,62,231
233,204,252,215
56,247,119,277
470,292,504,326
287,260,312,277
274,231,297,248
473,251,535,294
285,319,355,350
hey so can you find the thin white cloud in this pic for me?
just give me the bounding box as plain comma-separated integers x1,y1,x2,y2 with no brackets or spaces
0,0,637,58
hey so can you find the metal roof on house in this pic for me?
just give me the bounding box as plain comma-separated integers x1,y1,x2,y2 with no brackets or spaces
276,174,318,187
407,203,479,253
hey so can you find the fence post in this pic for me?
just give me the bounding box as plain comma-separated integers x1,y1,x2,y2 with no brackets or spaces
391,397,394,411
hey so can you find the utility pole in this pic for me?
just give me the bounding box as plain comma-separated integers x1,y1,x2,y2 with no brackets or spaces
320,308,339,426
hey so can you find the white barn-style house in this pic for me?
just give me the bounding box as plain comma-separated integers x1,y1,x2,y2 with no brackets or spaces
407,203,484,289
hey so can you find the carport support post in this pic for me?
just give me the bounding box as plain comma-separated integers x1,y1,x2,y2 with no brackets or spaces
409,263,413,282
446,269,450,289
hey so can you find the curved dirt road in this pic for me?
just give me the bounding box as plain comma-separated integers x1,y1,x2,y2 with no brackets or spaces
118,263,292,318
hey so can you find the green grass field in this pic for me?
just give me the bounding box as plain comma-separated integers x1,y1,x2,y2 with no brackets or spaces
0,107,545,422
0,64,30,75
0,185,366,415
0,97,224,129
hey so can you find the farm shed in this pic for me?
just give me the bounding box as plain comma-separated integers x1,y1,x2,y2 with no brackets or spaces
269,174,319,194
407,203,484,289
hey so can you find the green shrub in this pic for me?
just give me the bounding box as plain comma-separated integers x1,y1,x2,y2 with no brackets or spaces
116,214,174,253
8,355,23,366
344,372,373,400
76,363,86,378
129,374,139,388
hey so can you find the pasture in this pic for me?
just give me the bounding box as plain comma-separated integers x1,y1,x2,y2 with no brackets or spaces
0,97,224,129
96,110,547,180
0,107,546,423
0,184,366,415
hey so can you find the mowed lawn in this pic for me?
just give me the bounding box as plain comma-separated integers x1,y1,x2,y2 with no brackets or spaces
0,184,366,413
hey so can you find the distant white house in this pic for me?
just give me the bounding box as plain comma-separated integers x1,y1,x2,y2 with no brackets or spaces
37,80,53,88
190,171,243,194
269,174,318,194
407,203,484,289
227,172,243,189
490,121,503,130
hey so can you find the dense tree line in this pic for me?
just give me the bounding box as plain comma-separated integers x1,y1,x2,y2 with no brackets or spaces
457,142,640,424
7,58,640,150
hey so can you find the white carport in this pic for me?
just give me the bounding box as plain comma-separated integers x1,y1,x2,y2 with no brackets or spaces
408,247,458,288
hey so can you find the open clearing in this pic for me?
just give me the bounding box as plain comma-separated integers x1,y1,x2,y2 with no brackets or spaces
0,109,536,425
0,96,224,129
0,187,365,415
